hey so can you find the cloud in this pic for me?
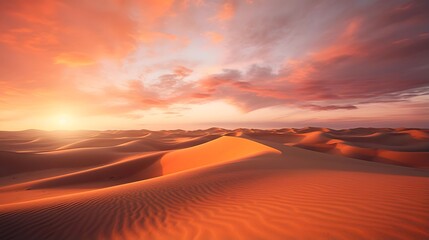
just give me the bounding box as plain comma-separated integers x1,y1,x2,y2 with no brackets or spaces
0,0,191,111
301,104,358,111
54,52,95,66
154,66,193,90
135,32,178,43
204,31,224,43
214,1,235,21
192,17,429,111
174,66,193,78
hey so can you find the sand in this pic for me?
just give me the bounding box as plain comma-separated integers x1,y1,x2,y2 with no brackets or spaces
0,128,428,239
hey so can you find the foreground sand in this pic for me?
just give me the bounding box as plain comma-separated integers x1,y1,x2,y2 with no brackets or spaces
0,128,428,239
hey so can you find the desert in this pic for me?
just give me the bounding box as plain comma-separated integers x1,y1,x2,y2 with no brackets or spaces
0,128,428,239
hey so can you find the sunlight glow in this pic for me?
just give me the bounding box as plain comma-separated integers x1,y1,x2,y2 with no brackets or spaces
54,114,74,129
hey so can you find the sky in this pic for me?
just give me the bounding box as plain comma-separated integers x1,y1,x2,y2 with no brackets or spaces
0,0,428,130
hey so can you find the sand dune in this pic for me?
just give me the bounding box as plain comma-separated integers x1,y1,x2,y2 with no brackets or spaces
237,128,429,168
0,128,428,239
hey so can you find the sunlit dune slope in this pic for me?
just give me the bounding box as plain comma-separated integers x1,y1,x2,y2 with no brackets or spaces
161,136,281,174
0,128,428,240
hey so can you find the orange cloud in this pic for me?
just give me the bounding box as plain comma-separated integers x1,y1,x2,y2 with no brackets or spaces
54,52,95,67
136,31,178,43
215,2,235,21
204,31,224,43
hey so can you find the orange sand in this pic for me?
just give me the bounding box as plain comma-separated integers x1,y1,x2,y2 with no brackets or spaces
0,128,428,239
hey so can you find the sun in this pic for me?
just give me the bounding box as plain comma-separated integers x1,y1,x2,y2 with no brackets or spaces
54,114,74,129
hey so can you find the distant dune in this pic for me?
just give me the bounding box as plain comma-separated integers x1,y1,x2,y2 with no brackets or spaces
0,128,428,239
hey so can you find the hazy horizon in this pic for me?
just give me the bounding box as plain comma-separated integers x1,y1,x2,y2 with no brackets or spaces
2,125,428,133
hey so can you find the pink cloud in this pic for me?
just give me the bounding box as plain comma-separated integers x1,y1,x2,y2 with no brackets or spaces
301,104,358,111
214,1,235,21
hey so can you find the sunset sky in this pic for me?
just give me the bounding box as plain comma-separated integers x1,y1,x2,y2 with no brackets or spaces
1,0,428,130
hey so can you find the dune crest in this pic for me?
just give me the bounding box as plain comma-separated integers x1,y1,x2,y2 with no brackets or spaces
161,136,281,175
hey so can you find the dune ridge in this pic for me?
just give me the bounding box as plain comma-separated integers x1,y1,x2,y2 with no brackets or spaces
0,128,428,239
